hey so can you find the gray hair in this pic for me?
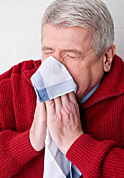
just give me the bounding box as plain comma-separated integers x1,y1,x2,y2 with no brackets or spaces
41,0,114,56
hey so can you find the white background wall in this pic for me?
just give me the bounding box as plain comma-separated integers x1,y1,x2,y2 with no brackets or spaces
0,0,124,74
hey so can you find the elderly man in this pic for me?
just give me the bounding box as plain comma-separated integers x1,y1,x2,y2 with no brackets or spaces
0,0,124,177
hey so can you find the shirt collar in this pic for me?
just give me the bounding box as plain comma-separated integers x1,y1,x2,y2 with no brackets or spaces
79,82,100,104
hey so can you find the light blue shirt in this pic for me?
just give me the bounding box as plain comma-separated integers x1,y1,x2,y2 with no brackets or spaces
79,82,100,104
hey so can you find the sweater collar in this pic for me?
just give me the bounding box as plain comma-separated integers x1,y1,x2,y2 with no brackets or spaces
82,55,124,109
23,60,41,86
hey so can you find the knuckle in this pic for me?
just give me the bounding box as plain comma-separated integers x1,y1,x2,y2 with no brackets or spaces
46,99,55,108
74,102,79,108
55,111,62,121
48,99,54,106
63,104,72,113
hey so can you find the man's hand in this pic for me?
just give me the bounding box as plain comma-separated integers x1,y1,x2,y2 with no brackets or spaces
29,102,47,151
46,92,84,154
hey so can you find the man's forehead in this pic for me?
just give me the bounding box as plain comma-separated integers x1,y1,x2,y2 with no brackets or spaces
42,23,93,39
42,23,94,53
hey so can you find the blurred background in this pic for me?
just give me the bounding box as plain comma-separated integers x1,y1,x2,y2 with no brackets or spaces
0,0,124,74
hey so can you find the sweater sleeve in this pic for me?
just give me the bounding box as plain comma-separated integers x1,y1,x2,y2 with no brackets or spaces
66,134,124,178
0,129,40,178
0,66,41,178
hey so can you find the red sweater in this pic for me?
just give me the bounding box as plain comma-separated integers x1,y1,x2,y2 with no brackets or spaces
0,55,124,178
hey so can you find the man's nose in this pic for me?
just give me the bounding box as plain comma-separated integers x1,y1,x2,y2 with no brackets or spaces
52,50,64,63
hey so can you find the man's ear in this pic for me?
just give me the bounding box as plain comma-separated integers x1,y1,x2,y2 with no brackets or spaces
103,45,116,72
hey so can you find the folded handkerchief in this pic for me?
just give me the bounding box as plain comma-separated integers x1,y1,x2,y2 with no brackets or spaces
31,56,77,102
31,56,81,178
43,129,82,178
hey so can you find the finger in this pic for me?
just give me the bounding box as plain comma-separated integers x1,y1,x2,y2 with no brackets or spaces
35,102,46,118
68,91,77,105
61,93,70,106
33,102,47,128
54,96,62,112
45,99,55,117
61,94,71,113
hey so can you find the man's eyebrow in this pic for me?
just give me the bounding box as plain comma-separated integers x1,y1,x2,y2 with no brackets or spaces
42,46,54,50
63,49,83,55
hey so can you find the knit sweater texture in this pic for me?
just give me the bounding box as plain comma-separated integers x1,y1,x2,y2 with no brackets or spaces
0,54,124,178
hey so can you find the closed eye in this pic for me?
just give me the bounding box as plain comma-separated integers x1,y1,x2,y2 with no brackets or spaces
67,54,77,59
42,49,54,55
65,52,80,59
